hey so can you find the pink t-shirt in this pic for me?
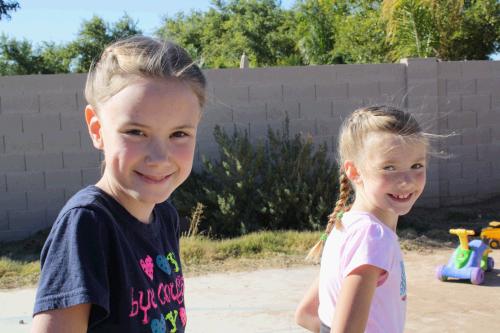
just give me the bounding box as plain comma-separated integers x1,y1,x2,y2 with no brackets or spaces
318,211,407,333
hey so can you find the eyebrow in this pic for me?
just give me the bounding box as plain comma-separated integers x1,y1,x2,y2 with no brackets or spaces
124,122,197,130
379,156,427,165
124,122,148,128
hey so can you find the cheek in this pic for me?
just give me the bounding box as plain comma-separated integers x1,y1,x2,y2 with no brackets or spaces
171,142,196,164
369,175,393,190
104,139,140,165
416,172,426,186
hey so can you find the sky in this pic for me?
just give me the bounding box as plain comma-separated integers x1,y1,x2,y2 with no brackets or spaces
0,0,296,45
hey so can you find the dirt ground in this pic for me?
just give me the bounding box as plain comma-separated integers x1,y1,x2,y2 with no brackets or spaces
404,249,500,333
0,248,499,332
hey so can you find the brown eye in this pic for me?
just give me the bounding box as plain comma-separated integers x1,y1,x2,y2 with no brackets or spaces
126,129,145,136
171,131,188,138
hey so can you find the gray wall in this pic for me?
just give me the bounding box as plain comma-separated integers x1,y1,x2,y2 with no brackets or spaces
0,58,499,241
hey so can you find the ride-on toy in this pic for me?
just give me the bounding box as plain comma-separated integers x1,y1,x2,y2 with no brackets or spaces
480,221,500,249
436,228,494,285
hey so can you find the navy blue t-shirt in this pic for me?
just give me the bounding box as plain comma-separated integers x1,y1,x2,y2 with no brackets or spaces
33,186,186,333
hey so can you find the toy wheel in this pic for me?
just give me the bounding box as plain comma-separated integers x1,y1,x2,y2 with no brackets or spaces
435,265,447,281
487,257,495,272
490,240,499,249
470,267,484,285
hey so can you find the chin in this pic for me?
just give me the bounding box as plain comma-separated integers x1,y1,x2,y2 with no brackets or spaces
397,206,414,216
134,191,172,205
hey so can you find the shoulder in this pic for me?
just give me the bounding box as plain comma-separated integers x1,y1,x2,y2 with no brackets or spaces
336,212,399,277
59,186,115,218
54,185,133,228
338,212,398,262
47,186,118,242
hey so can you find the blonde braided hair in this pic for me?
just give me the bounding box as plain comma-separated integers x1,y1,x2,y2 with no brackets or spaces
306,171,353,262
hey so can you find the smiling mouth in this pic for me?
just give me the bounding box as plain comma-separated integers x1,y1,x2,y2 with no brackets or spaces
135,171,171,183
388,193,413,202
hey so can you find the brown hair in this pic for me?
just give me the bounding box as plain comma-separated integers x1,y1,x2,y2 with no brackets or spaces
306,105,426,262
85,35,206,109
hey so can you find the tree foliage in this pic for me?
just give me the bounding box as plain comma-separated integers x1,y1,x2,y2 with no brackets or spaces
0,14,141,75
294,0,339,64
158,0,299,67
69,14,142,72
382,0,500,60
330,0,391,64
0,0,19,20
0,35,73,75
1,0,499,75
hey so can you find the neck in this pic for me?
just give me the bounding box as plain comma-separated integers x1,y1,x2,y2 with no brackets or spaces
96,177,154,224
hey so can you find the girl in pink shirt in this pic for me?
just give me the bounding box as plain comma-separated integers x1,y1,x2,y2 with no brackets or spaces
295,106,429,333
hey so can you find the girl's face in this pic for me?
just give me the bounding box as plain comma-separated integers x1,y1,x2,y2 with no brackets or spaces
348,131,427,226
85,78,201,222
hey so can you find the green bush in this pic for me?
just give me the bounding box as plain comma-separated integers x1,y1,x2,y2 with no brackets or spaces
173,120,338,238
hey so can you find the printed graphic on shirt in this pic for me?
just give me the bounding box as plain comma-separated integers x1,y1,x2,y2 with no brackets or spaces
131,251,185,332
400,261,407,301
140,255,155,280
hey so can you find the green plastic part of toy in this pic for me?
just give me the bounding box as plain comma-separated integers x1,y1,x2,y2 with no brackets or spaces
480,255,488,271
454,247,471,269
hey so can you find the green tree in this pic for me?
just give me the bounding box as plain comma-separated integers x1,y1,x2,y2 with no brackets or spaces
446,0,500,60
334,7,389,63
158,0,299,68
331,0,390,64
0,0,19,20
294,0,339,64
157,10,208,65
69,14,142,72
220,0,298,66
0,14,142,75
294,0,391,64
0,35,72,75
382,0,500,60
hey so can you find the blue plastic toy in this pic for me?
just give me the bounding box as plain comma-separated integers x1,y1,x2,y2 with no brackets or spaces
436,229,494,285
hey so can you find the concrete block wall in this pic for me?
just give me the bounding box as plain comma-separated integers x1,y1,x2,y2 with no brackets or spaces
0,60,499,241
0,74,100,240
435,60,500,206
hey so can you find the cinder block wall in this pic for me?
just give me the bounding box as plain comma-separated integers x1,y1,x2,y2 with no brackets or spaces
434,60,500,205
0,59,499,241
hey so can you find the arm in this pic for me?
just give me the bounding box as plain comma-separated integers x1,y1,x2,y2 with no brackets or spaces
295,274,320,333
330,264,383,333
31,303,91,333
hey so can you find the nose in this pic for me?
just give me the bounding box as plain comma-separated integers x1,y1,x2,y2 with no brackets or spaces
398,172,414,187
146,139,169,165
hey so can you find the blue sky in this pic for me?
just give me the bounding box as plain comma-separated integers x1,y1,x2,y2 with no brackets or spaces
0,0,296,44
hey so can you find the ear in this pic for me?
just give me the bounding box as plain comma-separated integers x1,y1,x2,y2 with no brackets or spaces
343,160,362,184
84,105,104,150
